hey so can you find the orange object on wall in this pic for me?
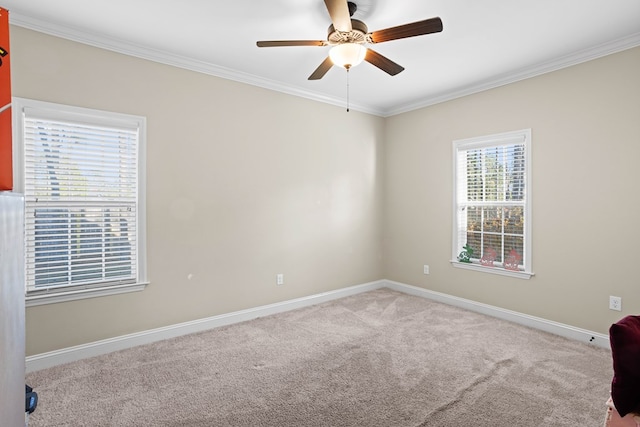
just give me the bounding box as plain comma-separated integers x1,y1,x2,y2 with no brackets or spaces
0,7,12,191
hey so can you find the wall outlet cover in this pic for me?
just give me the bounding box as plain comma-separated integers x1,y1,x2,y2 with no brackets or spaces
609,296,622,311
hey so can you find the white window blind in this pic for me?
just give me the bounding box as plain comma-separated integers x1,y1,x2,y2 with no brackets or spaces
452,129,533,278
15,99,147,299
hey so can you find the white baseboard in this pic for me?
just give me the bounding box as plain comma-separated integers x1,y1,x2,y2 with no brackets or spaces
25,280,386,373
383,280,610,350
26,279,609,372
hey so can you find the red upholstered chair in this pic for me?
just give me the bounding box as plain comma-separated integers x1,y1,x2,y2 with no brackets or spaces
604,315,640,427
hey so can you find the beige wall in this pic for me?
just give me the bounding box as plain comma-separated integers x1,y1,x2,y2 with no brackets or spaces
383,46,640,334
12,27,385,355
12,25,640,355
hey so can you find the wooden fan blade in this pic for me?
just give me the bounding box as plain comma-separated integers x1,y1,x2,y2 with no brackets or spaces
369,17,443,43
257,40,326,47
365,49,404,76
308,57,334,80
324,0,352,32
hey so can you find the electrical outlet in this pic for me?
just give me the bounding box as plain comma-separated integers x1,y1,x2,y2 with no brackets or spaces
609,296,622,311
423,265,429,275
276,274,284,286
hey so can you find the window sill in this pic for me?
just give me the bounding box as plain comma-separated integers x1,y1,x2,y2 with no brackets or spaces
26,282,149,307
450,261,534,280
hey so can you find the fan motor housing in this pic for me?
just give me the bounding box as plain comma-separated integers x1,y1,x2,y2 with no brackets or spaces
328,19,369,44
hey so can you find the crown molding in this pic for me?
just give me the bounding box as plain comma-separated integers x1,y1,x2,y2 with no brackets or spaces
8,12,383,116
9,12,640,118
384,31,640,117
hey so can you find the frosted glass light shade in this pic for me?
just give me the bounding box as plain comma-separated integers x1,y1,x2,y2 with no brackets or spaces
329,43,366,69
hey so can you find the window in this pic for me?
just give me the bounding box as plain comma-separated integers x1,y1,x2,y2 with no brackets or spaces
13,98,148,305
452,129,532,279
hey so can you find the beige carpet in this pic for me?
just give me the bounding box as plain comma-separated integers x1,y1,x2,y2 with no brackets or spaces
26,288,612,426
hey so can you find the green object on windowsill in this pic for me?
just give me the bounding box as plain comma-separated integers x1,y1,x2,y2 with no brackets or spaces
458,244,474,263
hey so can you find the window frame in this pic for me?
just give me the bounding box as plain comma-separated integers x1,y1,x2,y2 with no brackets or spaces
12,97,148,306
451,129,533,279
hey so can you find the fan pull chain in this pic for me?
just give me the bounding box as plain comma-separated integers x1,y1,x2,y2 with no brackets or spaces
346,68,350,112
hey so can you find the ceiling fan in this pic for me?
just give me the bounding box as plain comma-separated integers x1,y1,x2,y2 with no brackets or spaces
256,0,443,80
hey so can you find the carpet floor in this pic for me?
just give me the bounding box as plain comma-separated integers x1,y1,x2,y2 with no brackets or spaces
26,288,613,426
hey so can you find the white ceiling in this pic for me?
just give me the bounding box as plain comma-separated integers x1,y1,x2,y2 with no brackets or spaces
4,0,640,116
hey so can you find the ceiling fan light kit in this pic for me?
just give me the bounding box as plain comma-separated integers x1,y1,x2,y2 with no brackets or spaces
329,43,366,69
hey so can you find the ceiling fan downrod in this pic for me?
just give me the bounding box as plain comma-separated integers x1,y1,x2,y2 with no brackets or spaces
347,2,357,17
